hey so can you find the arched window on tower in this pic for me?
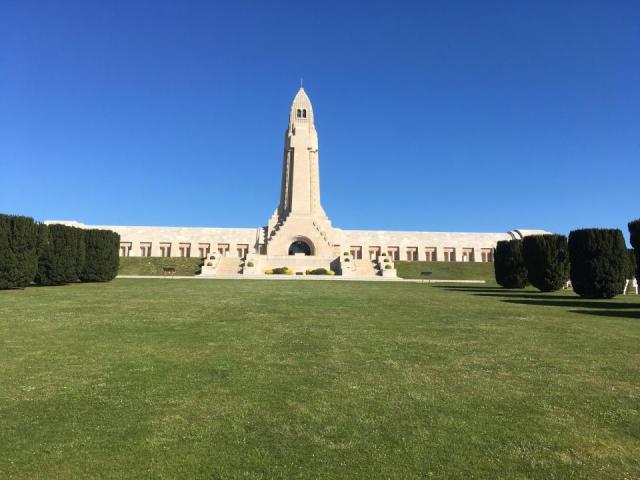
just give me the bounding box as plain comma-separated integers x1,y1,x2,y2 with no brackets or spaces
302,109,307,118
296,109,301,118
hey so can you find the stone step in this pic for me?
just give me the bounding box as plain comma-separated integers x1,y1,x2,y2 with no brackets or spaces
216,257,243,275
351,259,379,277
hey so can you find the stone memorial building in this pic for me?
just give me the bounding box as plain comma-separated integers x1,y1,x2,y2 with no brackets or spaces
49,88,547,277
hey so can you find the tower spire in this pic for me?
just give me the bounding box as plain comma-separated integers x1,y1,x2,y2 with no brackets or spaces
277,87,324,219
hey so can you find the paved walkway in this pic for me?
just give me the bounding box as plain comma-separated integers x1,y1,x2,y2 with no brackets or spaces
117,274,486,284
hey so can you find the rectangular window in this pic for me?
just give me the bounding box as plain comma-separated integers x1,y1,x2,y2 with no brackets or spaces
387,246,399,261
119,242,132,257
443,248,456,262
350,246,362,259
217,243,229,256
178,243,191,258
368,246,381,260
406,247,418,262
160,243,172,258
140,242,152,257
462,248,474,262
198,243,210,258
237,244,249,258
481,248,494,262
425,247,437,262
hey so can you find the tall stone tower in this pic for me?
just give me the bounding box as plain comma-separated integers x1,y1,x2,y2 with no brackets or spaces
266,88,335,257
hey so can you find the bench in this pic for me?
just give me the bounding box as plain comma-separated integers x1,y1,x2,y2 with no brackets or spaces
162,266,176,278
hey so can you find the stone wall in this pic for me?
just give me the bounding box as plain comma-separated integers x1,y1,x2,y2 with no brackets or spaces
45,220,548,264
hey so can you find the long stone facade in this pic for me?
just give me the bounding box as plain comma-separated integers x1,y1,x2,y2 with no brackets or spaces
47,87,549,277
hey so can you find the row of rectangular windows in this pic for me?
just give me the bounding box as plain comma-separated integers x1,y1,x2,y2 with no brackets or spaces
119,242,494,262
348,246,494,262
119,243,248,258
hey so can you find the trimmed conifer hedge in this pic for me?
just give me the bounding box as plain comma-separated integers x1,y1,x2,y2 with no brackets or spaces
568,228,627,298
36,224,85,286
522,234,569,292
1,215,120,288
79,229,120,282
0,214,40,289
629,219,640,279
494,239,528,288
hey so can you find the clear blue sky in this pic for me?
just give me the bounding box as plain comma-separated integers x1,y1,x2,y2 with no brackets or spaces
1,1,638,240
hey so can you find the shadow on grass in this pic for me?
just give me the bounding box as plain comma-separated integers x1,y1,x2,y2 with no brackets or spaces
436,284,640,320
501,298,638,310
571,309,640,320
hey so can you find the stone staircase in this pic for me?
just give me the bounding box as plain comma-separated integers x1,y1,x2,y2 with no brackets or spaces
216,256,243,275
312,219,335,251
267,215,288,243
352,259,380,277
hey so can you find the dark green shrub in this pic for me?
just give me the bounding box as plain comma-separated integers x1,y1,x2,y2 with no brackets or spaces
270,266,293,275
0,214,40,289
306,268,329,275
629,219,640,278
625,249,636,280
494,239,528,288
0,216,21,289
522,234,569,292
36,224,85,285
568,228,627,298
80,229,120,282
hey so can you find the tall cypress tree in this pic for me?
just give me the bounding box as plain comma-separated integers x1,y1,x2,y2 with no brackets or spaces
522,234,569,292
494,239,528,288
629,219,640,279
568,228,627,298
626,249,637,281
36,224,84,285
0,214,39,289
0,215,20,289
80,229,120,282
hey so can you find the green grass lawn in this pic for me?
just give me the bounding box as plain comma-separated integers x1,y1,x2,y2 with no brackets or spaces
118,257,202,276
396,261,495,281
1,279,639,479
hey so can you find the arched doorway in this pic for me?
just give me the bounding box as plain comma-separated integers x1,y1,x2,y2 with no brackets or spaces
288,240,312,256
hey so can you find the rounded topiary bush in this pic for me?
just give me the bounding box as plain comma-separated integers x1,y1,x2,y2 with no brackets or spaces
307,268,331,275
568,228,628,298
271,266,293,275
522,234,569,292
494,239,527,288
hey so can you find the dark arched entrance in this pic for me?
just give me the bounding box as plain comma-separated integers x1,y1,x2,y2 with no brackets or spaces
288,240,312,256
